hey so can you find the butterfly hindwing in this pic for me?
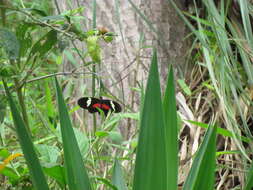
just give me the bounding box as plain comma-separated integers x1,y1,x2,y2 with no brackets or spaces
101,99,122,113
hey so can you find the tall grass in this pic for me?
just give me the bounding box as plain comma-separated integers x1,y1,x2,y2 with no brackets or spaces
169,0,253,188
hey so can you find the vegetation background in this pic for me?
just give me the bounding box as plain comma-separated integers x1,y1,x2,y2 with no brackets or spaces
0,0,252,190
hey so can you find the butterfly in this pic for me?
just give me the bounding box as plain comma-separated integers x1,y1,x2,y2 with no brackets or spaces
77,97,122,116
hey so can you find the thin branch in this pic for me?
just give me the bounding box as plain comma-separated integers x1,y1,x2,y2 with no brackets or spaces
0,5,76,39
25,71,97,84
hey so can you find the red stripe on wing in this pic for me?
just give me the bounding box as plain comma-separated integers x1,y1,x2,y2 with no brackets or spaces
92,103,110,110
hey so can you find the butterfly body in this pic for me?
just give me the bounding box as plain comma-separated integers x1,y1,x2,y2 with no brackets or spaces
78,97,121,115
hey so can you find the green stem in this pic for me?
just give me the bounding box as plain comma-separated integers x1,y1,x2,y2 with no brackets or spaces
0,0,6,26
10,59,31,135
14,79,31,133
92,0,97,133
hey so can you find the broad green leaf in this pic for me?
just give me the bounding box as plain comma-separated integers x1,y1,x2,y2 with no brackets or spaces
183,125,216,190
73,127,89,157
0,28,20,60
0,167,20,185
35,144,60,167
108,131,123,144
163,65,178,190
43,165,66,188
54,126,89,157
55,77,91,190
29,30,57,59
133,49,167,190
112,159,127,190
0,148,9,158
95,131,109,138
3,80,49,190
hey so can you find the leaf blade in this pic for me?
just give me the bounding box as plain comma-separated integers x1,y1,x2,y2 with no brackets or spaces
55,77,91,190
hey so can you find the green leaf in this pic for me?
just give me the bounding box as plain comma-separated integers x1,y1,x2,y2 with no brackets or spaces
0,28,20,60
0,148,9,158
0,64,14,78
187,120,250,143
16,23,33,58
112,159,127,190
3,80,49,190
55,77,91,190
163,65,178,189
96,177,117,190
36,144,60,167
108,131,123,144
29,30,57,59
133,49,167,190
22,8,48,16
95,131,109,138
73,127,89,157
43,165,66,188
183,125,217,190
0,167,20,185
177,79,192,96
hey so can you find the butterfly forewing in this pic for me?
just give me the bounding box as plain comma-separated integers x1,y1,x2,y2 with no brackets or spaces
78,97,100,113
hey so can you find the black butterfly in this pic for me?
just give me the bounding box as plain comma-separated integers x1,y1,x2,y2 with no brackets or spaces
77,97,121,116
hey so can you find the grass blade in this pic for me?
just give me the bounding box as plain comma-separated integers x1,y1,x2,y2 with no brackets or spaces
3,80,49,190
187,120,250,143
133,49,167,190
183,125,217,190
163,65,178,190
55,77,92,190
245,159,253,190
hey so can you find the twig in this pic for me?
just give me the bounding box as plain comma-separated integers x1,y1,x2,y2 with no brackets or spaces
25,71,97,84
0,5,76,39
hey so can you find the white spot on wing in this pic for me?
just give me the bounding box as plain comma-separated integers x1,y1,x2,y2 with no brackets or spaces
87,98,92,107
110,101,115,111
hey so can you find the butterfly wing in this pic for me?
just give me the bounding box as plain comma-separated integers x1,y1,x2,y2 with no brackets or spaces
101,100,122,113
78,97,100,113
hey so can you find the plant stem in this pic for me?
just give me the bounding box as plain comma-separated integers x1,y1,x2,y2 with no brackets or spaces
92,0,97,133
14,78,31,134
10,59,31,135
0,0,6,26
